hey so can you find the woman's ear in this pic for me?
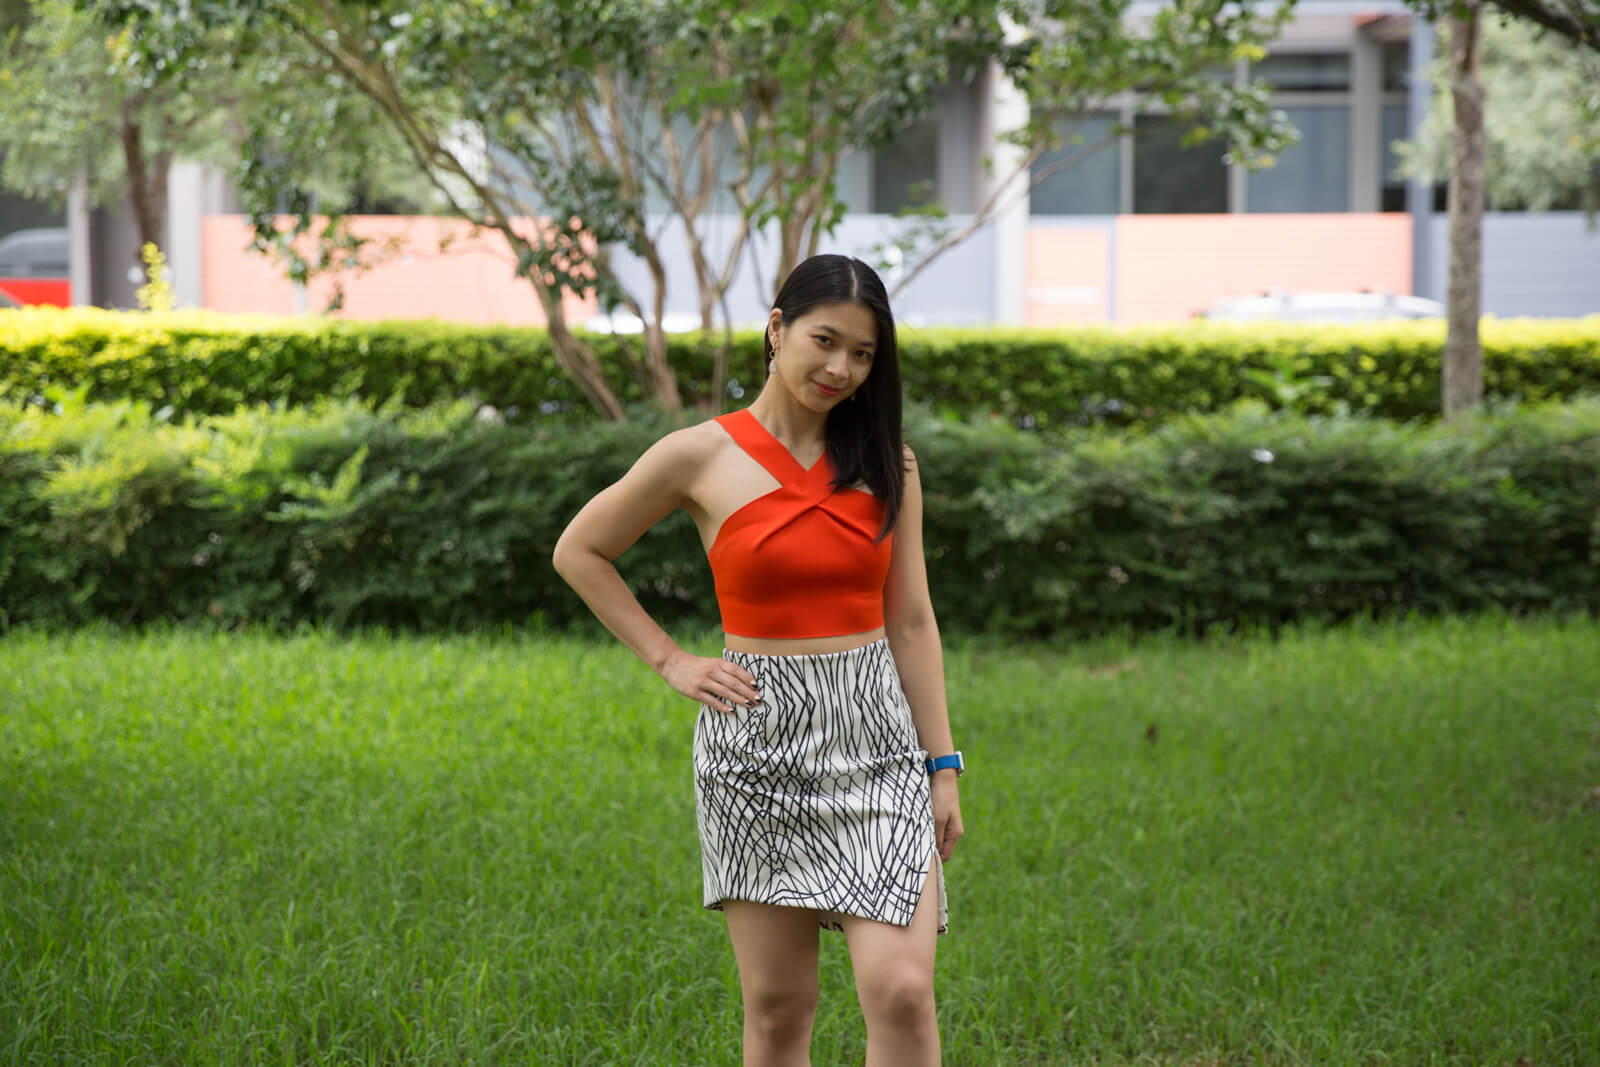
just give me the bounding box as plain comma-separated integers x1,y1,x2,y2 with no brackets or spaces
767,308,785,347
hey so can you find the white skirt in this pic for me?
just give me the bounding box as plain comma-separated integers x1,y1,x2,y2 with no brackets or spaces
692,637,948,934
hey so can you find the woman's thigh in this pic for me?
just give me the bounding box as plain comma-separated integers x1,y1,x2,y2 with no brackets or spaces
835,849,941,990
721,900,824,1004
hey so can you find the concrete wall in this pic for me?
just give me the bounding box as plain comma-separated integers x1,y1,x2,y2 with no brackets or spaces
1421,213,1600,318
87,205,144,310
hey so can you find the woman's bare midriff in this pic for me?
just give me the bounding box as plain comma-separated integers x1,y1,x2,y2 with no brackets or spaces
723,625,887,656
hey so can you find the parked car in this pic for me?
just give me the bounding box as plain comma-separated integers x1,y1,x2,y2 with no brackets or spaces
1201,289,1444,324
0,227,71,308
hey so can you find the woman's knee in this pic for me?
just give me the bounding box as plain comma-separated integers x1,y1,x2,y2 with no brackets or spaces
744,982,819,1045
859,961,936,1028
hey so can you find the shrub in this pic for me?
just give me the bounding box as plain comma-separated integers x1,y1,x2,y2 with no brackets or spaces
3,396,1597,635
4,308,1599,426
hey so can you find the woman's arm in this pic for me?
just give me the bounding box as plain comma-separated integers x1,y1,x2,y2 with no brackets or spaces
552,427,759,713
883,445,964,861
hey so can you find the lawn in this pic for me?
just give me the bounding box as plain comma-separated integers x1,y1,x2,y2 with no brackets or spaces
1,614,1596,1065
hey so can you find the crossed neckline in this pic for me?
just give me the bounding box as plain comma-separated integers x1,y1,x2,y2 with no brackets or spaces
707,408,864,555
725,407,830,485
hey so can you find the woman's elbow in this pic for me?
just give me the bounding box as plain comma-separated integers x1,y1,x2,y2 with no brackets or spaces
886,606,936,640
551,529,587,581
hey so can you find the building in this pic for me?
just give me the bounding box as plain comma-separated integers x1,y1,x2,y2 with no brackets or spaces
15,1,1600,325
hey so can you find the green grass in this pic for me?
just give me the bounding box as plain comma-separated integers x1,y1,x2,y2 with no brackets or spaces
2,614,1597,1065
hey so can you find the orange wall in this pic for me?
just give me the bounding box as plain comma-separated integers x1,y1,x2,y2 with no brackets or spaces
1024,226,1111,325
1027,214,1413,325
203,212,1413,327
201,215,596,324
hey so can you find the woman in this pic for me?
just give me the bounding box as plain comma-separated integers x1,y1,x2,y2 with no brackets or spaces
553,253,963,1066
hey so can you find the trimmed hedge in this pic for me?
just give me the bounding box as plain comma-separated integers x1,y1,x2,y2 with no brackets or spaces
3,396,1597,635
4,308,1600,426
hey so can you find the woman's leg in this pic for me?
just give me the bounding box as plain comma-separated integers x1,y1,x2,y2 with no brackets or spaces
836,851,942,1067
721,900,823,1067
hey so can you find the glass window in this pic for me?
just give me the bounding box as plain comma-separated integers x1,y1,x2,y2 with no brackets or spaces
0,182,65,239
1381,103,1410,211
1133,115,1228,214
1252,52,1350,92
1030,114,1121,215
873,119,939,214
1247,106,1350,212
1381,42,1411,92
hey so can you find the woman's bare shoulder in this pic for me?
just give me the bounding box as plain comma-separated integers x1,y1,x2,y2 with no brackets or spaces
631,418,734,489
652,418,733,464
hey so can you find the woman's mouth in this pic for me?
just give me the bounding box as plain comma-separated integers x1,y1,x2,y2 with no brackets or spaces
814,382,841,398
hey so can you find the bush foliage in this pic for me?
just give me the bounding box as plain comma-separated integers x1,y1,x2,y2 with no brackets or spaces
4,308,1600,427
3,395,1596,635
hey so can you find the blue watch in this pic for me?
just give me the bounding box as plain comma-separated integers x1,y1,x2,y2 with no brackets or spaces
925,751,964,777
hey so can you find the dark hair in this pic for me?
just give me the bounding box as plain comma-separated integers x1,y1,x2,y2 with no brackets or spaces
765,254,904,541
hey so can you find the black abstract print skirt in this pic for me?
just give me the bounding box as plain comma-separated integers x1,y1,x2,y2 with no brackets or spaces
693,637,948,934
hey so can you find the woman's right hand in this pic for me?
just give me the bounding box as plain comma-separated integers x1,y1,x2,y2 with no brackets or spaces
661,650,761,714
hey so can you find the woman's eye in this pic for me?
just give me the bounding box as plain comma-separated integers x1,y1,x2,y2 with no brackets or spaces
814,335,832,347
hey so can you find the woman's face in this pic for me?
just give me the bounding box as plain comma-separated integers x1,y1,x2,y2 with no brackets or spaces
768,300,877,411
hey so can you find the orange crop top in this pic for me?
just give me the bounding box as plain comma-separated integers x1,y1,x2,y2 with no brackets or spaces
707,409,893,639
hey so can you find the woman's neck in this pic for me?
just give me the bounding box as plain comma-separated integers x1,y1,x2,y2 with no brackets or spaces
748,384,826,450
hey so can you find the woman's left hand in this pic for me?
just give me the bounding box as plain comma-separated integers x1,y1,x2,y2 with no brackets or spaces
931,773,963,862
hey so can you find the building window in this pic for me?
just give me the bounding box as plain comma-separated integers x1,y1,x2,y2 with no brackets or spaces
1381,42,1411,92
873,119,939,214
0,183,65,240
1252,52,1350,92
1381,103,1410,212
1133,115,1228,213
1030,114,1121,215
1248,105,1350,212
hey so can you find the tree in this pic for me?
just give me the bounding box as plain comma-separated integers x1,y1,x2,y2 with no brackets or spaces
0,0,218,254
1397,16,1600,212
0,0,29,33
0,0,444,289
1443,4,1487,418
1487,0,1600,48
1406,0,1600,417
881,2,1300,300
96,0,1298,420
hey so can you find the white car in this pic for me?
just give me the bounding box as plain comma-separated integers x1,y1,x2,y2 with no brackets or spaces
1202,290,1445,324
581,310,703,334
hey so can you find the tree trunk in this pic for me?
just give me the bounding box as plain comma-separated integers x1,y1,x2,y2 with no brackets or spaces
546,313,626,420
503,232,624,419
639,250,683,414
119,106,166,255
1443,5,1486,419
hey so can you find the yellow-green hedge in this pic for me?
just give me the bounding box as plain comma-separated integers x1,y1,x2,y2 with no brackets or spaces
4,308,1600,425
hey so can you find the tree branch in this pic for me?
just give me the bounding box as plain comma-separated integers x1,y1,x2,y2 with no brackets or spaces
1486,0,1600,52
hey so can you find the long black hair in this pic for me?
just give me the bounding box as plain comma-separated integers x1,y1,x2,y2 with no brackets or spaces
765,254,904,541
